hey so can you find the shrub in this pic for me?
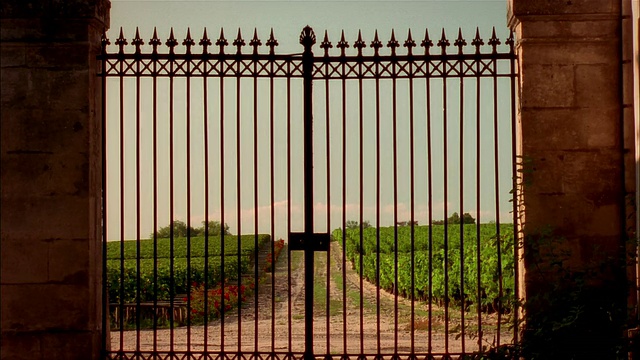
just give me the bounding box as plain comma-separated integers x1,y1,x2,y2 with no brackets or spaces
334,224,515,311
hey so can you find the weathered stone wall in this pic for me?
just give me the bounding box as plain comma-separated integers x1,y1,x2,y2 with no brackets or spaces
509,0,637,356
0,1,109,359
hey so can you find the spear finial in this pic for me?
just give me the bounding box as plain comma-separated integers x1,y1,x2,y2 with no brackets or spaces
404,29,416,56
266,28,278,55
454,28,466,54
471,28,483,54
249,28,261,54
354,30,366,56
132,27,144,54
421,28,433,55
233,28,245,54
488,27,500,54
437,28,449,54
166,28,178,54
116,27,128,54
336,30,349,56
320,30,332,56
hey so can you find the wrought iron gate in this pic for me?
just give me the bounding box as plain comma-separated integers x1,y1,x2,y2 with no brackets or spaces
99,25,519,360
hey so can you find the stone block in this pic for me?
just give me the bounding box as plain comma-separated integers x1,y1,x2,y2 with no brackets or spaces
0,43,25,67
0,332,42,360
0,238,49,284
1,151,90,197
1,1,110,27
40,330,100,360
517,40,618,66
584,108,621,148
623,61,635,105
625,153,637,193
43,69,92,111
560,150,622,198
1,284,90,332
1,109,89,153
48,239,90,284
509,0,620,16
623,107,636,150
25,43,90,70
523,192,621,239
0,67,29,106
519,151,565,194
574,64,620,108
520,63,574,108
0,196,90,240
520,108,620,150
519,20,618,43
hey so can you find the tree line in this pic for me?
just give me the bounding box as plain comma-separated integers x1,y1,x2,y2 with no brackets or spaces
150,220,231,239
344,212,476,229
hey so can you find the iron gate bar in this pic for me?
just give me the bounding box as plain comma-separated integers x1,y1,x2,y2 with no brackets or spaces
407,29,417,355
456,28,466,354
357,29,365,356
269,29,278,353
508,34,519,347
424,29,434,353
99,25,518,359
321,29,333,355
373,30,382,355
202,29,211,353
339,29,348,355
100,33,109,359
491,30,504,348
235,28,243,353
474,28,483,354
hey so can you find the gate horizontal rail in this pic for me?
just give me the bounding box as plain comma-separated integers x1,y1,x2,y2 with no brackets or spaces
100,25,519,360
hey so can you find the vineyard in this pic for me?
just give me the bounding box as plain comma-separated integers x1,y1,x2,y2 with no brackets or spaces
333,224,516,312
106,234,271,304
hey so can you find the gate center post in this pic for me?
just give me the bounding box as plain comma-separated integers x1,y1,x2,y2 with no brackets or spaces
301,25,317,360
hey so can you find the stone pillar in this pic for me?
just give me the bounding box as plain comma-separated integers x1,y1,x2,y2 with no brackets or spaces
508,0,630,358
0,1,109,359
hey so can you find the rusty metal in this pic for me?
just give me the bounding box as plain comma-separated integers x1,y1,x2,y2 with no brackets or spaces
99,25,519,360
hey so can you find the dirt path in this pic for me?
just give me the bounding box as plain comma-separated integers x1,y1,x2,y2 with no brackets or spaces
111,242,513,354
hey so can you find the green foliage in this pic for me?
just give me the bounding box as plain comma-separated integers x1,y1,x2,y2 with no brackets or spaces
345,220,372,229
106,256,249,304
106,235,270,304
150,220,230,239
518,230,628,359
106,234,270,260
333,224,515,310
188,281,254,323
433,212,476,225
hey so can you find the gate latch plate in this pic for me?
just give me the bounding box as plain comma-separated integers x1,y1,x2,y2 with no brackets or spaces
288,233,330,252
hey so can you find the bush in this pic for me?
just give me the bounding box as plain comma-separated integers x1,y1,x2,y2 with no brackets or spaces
106,234,271,261
334,224,515,310
106,256,249,304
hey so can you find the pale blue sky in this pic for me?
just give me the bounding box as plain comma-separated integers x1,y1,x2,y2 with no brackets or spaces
104,0,516,241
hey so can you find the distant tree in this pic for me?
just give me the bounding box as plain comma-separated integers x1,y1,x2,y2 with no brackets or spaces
345,220,371,229
199,220,230,236
151,220,231,239
151,220,196,239
431,212,475,225
396,221,419,226
449,212,461,224
461,212,476,224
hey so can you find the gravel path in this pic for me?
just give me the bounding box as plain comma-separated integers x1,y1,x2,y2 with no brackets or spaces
110,242,513,354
